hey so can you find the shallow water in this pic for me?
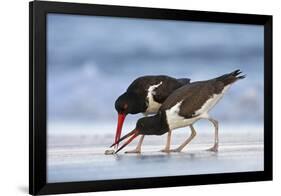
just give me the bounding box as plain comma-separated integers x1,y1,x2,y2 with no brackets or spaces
47,140,263,183
47,123,264,183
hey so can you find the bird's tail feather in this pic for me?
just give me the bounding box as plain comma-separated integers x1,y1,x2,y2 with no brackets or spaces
216,69,246,86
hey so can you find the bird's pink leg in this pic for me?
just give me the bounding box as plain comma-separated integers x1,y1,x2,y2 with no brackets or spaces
171,125,197,152
160,130,172,153
125,135,144,154
206,118,219,152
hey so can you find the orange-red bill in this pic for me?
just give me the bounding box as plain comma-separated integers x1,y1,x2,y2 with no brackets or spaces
110,128,135,148
114,113,126,148
115,129,139,154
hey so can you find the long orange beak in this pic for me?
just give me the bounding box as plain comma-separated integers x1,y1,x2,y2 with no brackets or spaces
114,113,126,148
110,128,136,148
115,129,139,154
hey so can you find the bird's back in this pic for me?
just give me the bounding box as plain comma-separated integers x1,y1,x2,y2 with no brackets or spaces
160,70,245,119
127,75,190,103
160,81,216,116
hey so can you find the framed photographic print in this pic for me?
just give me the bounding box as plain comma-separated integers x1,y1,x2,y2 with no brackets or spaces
29,1,273,195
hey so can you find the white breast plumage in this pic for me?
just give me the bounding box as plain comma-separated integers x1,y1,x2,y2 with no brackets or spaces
145,82,163,114
165,101,200,130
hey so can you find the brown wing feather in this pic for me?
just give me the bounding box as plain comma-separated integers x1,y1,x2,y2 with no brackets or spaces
161,81,225,118
153,79,186,103
160,70,245,118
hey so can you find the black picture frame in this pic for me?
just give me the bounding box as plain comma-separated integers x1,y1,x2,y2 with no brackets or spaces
29,1,273,195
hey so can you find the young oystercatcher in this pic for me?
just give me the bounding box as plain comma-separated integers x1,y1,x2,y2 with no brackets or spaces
113,75,190,153
113,70,245,153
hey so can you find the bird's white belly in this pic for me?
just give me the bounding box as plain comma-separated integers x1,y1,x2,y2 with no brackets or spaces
166,101,200,130
167,114,200,130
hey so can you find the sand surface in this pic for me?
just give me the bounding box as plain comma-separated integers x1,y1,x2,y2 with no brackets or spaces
47,131,263,183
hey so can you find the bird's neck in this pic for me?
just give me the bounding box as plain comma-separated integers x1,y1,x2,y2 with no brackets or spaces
158,112,170,134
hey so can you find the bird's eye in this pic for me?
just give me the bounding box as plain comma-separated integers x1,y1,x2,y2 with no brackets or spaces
123,103,128,109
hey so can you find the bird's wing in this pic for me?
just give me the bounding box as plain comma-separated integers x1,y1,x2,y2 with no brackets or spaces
161,81,224,118
127,75,175,96
153,77,188,103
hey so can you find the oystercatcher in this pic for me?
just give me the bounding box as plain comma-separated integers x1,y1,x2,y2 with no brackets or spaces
113,70,245,153
113,75,190,153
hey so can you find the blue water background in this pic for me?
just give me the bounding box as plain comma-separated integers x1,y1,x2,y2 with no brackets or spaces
47,14,264,133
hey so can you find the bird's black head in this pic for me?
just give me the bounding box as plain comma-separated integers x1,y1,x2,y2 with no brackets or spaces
112,112,169,153
115,92,146,115
113,92,147,149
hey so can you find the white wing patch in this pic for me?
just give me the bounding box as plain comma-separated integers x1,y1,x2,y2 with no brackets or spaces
145,82,163,114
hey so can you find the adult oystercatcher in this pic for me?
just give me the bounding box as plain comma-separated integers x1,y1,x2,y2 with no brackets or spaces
113,75,190,153
113,70,245,153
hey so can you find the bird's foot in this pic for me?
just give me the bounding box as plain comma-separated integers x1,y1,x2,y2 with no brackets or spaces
125,149,141,154
170,148,183,153
160,148,172,153
206,144,218,152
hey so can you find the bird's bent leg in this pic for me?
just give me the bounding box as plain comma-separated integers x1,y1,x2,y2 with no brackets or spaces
171,125,197,152
206,118,219,152
160,130,172,153
125,135,144,154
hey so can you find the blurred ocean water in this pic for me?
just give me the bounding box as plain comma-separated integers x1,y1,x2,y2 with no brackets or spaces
47,14,264,128
47,121,264,151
